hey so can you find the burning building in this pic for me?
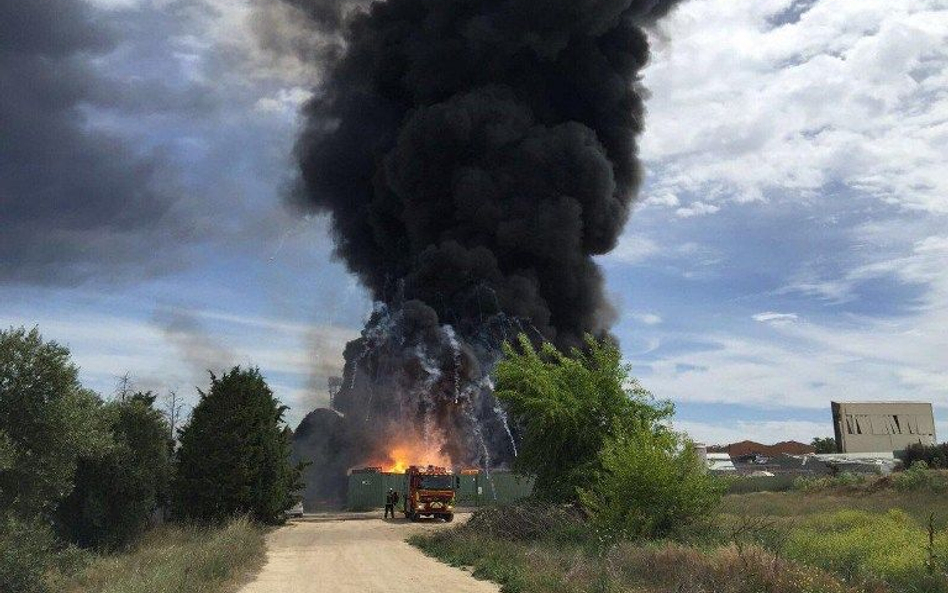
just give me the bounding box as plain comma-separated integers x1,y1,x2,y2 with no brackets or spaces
287,0,681,505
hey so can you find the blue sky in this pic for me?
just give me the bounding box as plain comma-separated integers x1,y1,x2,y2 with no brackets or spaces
2,0,946,444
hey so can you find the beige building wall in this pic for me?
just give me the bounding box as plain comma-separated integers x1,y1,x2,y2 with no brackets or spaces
832,402,936,454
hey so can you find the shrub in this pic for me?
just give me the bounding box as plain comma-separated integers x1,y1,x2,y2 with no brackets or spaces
580,430,725,539
173,367,303,523
0,515,86,593
892,462,948,492
793,472,872,493
462,502,590,543
56,393,172,550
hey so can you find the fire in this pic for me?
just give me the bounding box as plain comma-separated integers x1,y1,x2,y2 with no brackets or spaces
378,442,452,474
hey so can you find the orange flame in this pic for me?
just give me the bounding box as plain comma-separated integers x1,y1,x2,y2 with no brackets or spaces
374,441,452,474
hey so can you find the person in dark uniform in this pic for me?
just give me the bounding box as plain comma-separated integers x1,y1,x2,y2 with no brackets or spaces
384,488,399,519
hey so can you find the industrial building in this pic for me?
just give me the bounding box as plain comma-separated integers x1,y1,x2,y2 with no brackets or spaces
832,401,936,454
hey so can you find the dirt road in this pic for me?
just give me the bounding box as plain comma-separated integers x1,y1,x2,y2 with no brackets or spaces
237,513,498,593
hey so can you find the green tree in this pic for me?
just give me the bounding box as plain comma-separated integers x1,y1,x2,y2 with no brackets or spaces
496,334,722,538
495,334,674,502
56,392,172,550
0,327,107,518
811,436,837,454
173,367,303,523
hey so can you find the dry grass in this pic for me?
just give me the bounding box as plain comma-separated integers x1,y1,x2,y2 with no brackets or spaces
60,517,266,593
411,528,864,593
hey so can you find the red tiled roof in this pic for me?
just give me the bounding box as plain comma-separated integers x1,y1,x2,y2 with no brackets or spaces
714,440,816,456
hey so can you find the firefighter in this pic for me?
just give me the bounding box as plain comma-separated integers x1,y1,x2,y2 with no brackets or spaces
384,488,399,519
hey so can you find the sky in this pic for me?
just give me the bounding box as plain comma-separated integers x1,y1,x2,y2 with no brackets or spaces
2,0,946,445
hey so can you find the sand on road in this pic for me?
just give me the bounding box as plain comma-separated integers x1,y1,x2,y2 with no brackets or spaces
237,513,498,593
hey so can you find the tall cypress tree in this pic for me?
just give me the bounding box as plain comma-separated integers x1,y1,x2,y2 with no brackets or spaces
173,367,302,523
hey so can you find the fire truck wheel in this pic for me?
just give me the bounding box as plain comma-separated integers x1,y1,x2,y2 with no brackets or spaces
443,513,454,523
409,512,419,522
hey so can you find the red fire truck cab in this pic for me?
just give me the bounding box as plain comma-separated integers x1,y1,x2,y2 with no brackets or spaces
402,465,458,522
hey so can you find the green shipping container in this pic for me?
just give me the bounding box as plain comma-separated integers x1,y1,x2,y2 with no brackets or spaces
348,469,533,510
460,471,534,507
347,469,407,511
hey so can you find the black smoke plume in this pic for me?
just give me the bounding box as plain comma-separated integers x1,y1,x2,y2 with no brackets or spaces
287,0,679,505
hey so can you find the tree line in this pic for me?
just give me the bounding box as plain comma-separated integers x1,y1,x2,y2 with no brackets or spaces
0,327,303,593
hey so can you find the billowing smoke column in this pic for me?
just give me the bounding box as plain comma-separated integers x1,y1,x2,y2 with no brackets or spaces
289,0,678,504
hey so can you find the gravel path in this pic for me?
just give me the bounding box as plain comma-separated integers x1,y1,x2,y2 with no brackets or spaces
237,513,498,593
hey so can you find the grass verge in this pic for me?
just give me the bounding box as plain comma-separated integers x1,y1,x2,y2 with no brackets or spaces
410,527,861,593
413,482,948,593
59,517,266,593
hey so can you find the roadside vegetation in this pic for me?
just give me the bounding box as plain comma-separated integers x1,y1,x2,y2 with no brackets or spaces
60,517,265,593
0,326,301,593
413,333,948,593
416,469,948,593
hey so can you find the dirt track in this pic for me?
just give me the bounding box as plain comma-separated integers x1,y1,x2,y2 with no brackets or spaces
237,513,498,593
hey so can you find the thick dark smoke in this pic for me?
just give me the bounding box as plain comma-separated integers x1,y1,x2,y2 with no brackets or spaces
0,0,190,285
287,0,679,505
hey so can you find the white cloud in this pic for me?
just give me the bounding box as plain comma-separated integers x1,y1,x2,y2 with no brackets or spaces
675,201,720,218
632,313,664,325
643,0,948,214
625,1,948,430
643,190,680,208
638,236,948,412
753,311,799,324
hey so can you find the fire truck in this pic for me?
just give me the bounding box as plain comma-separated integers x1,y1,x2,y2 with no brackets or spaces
402,465,458,522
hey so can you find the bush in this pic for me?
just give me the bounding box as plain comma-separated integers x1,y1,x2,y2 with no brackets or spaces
793,472,872,493
580,431,724,539
463,502,591,543
56,393,172,550
0,515,86,593
173,367,303,523
892,462,948,492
